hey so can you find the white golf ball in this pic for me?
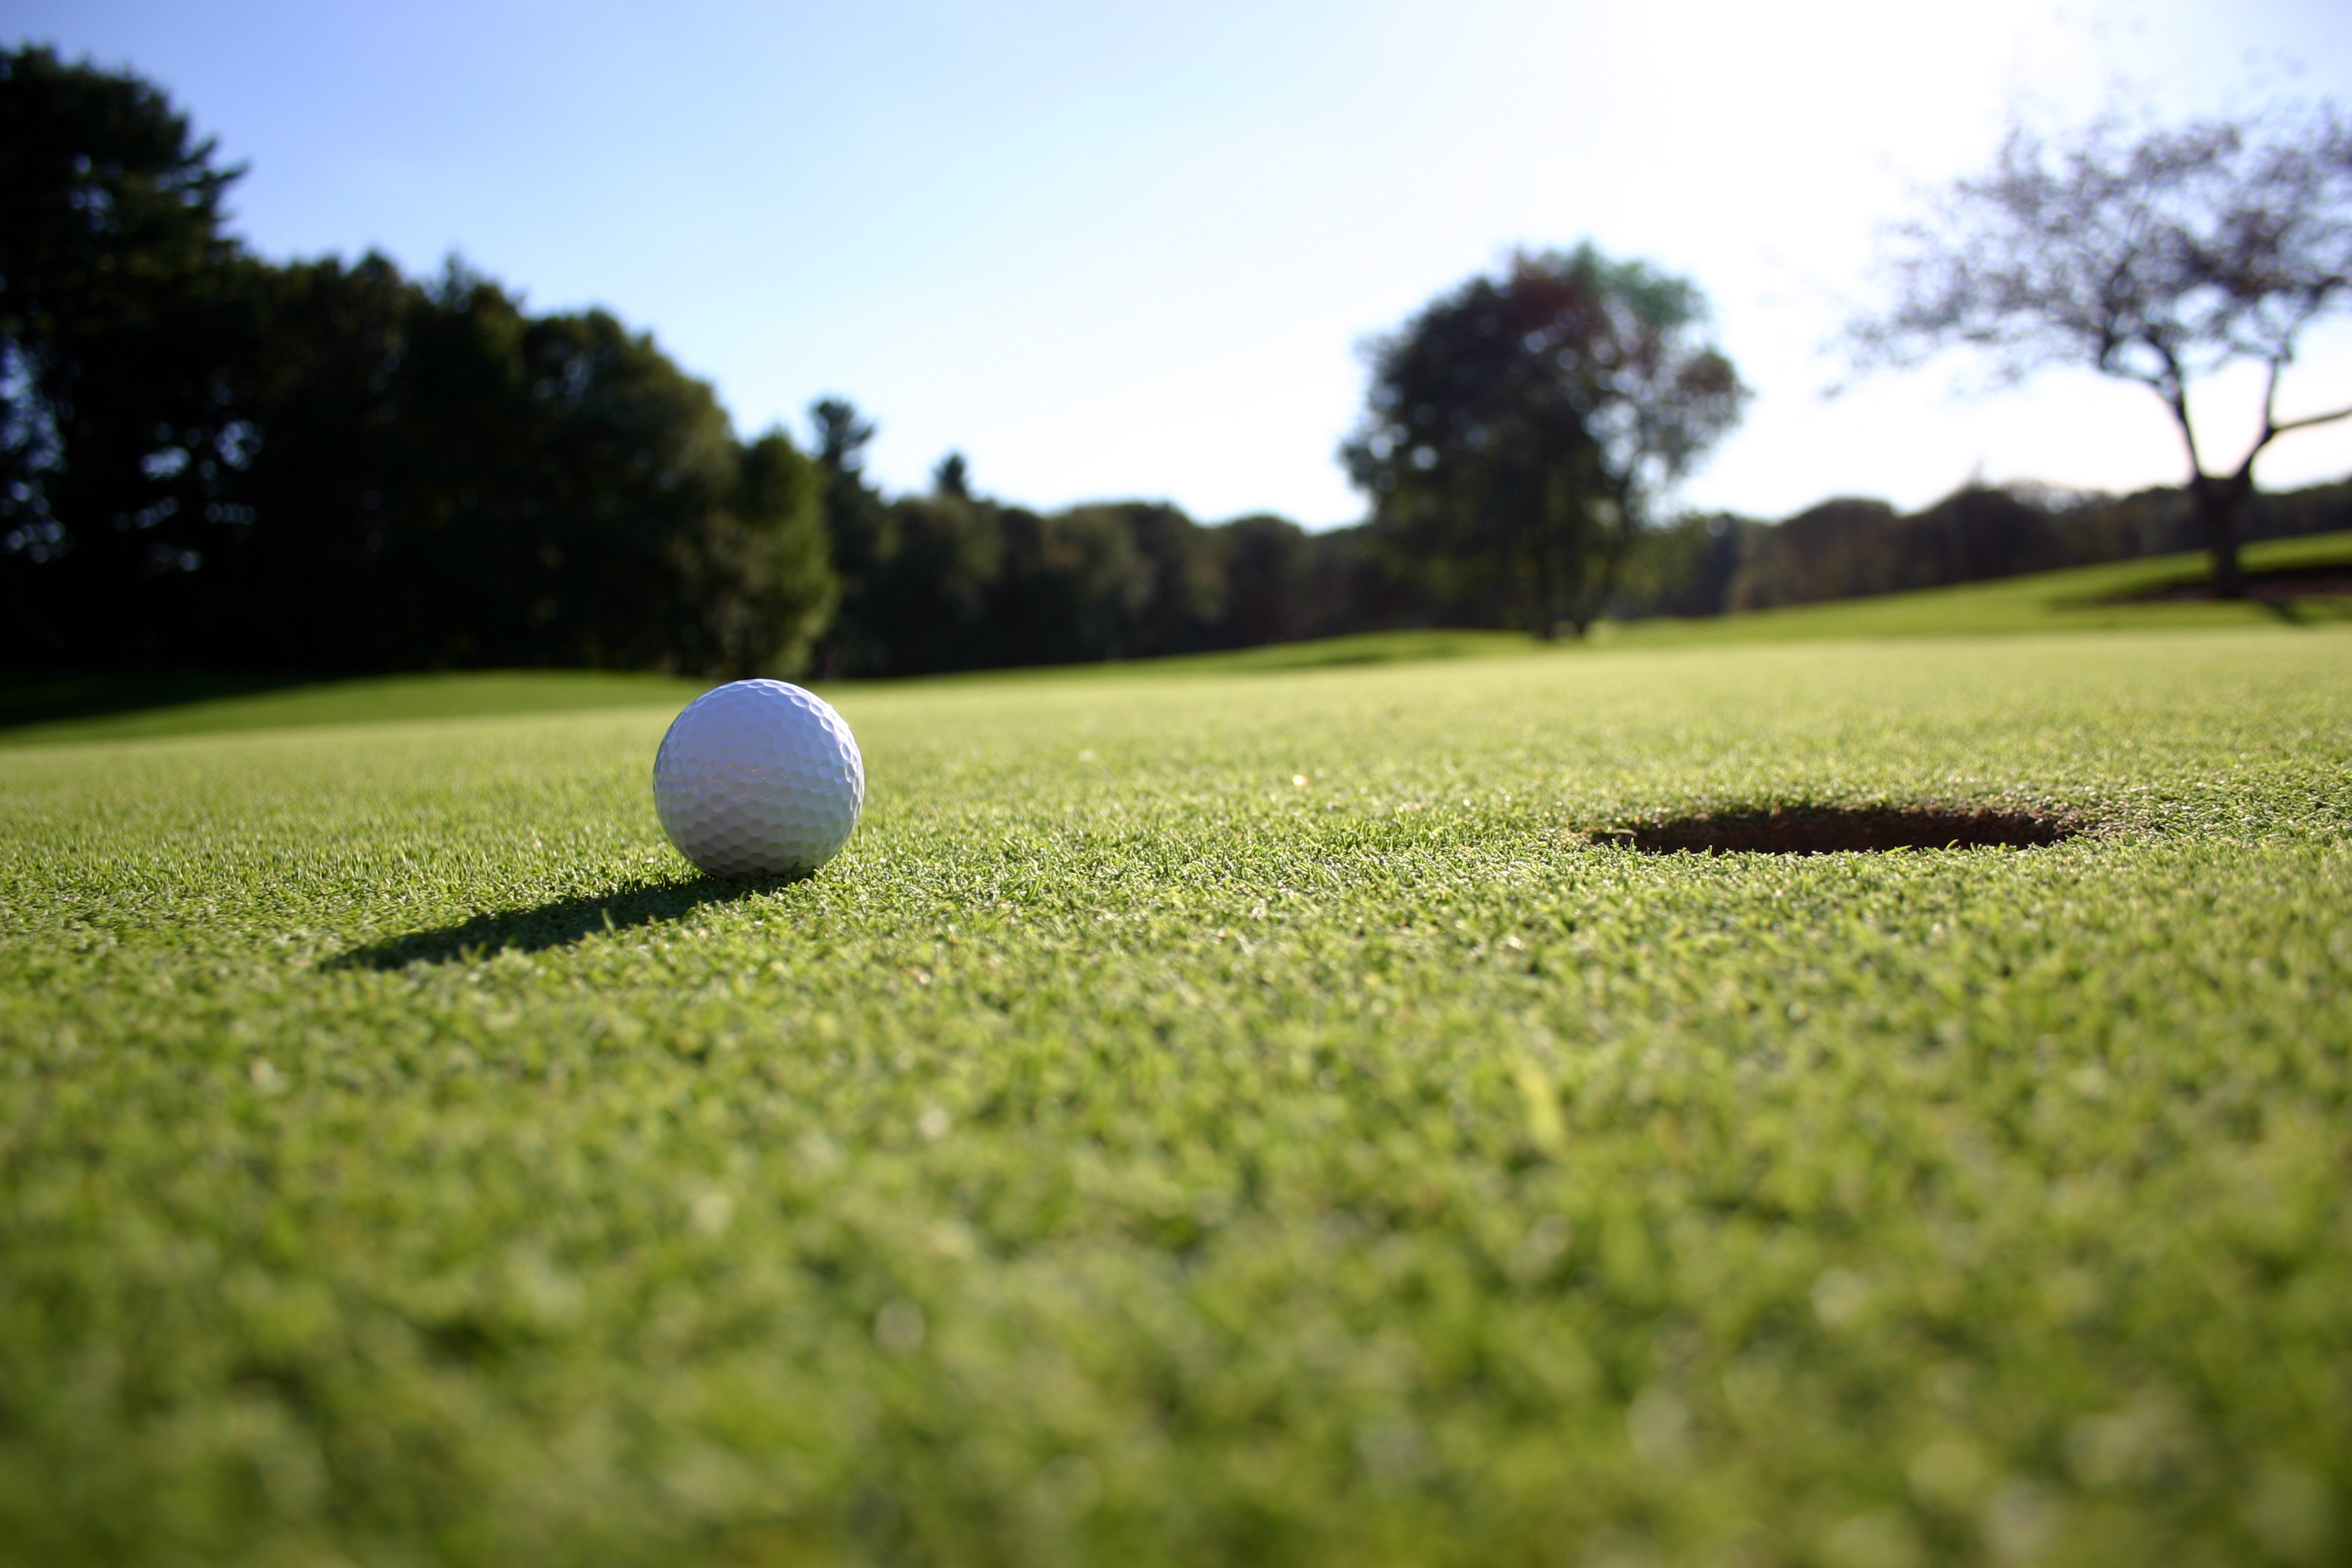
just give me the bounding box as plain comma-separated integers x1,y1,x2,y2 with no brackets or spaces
652,680,864,878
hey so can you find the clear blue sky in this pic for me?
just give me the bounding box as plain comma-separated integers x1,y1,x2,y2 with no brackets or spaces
11,0,2352,524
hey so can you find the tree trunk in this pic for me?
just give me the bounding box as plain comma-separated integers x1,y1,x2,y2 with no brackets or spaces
1531,531,1560,640
1567,486,1636,639
2191,470,2252,599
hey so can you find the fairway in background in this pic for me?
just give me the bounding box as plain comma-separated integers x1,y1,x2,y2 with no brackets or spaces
1599,528,2352,648
8,530,2350,752
0,668,710,749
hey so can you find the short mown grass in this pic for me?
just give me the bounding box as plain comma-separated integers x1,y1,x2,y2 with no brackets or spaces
0,668,711,749
1597,529,2352,649
2,628,2348,1567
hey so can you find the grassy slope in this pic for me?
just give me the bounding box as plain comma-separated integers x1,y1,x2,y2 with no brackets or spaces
1158,529,2352,668
2,627,2347,1566
1599,528,2352,650
8,532,2346,752
889,529,2352,678
0,668,712,749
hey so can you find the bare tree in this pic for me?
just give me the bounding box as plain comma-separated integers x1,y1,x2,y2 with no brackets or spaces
1850,105,2352,596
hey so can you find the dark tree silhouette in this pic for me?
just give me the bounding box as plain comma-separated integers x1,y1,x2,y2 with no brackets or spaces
810,397,875,472
2,47,835,675
931,450,971,499
1850,105,2352,596
1342,246,1746,637
213,258,837,673
805,396,903,675
0,44,254,652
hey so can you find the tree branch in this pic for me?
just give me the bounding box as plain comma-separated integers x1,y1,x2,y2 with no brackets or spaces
2269,400,2352,436
2233,390,2352,484
2146,338,2205,476
1845,102,2352,504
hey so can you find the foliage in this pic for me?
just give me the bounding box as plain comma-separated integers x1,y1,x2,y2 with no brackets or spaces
0,44,253,635
1615,476,2352,620
209,258,835,674
1343,246,1746,636
0,48,835,678
1850,104,2352,593
19,49,2344,691
932,450,972,500
2,630,2348,1566
799,412,1442,679
807,396,901,675
1602,528,2352,647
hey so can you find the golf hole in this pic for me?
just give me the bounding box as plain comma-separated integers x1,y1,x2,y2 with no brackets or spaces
1586,805,2084,856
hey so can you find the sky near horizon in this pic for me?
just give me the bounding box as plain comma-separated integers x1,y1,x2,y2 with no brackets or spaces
11,0,2352,528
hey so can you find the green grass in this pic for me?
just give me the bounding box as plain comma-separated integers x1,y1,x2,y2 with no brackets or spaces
0,668,712,750
3,629,2350,1567
1148,626,1539,673
1598,529,2352,649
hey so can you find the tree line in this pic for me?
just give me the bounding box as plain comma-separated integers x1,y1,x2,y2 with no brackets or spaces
1615,477,2352,620
2,47,831,675
1,46,1759,678
7,47,2346,683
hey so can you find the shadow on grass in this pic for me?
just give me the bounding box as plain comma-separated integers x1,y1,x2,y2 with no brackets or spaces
331,874,805,969
2068,560,2352,613
0,668,318,733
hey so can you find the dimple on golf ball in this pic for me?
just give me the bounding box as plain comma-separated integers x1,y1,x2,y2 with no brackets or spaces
652,680,864,878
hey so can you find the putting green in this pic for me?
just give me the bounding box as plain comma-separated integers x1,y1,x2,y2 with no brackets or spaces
2,628,2346,1566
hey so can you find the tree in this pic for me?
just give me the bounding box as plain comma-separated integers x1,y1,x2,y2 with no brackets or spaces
1341,245,1746,637
0,44,253,655
841,485,1004,678
810,396,875,473
701,426,835,676
806,396,898,675
2,48,836,675
987,503,1152,665
1214,513,1318,646
219,259,835,675
1849,105,2352,596
931,449,971,499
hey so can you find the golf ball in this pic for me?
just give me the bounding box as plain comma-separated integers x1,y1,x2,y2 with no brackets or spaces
652,680,864,878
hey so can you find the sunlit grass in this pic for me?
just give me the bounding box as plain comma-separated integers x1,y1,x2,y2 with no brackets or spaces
1597,528,2352,648
2,628,2347,1566
0,668,710,749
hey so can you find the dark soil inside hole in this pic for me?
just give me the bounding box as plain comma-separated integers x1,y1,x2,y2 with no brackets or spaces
1589,805,2082,856
2099,560,2352,603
